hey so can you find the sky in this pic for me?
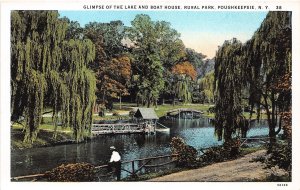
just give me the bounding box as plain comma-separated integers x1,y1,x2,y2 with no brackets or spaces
59,11,268,59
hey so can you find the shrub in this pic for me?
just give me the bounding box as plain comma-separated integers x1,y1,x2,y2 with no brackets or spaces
201,138,241,163
44,162,95,181
223,138,241,158
207,106,215,113
266,165,290,182
170,137,198,168
266,141,291,174
113,111,120,116
201,146,225,163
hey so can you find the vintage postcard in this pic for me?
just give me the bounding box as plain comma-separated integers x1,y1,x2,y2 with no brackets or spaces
1,0,300,190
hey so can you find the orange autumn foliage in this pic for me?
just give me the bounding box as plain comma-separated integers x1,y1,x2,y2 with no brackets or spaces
171,61,197,80
97,55,131,99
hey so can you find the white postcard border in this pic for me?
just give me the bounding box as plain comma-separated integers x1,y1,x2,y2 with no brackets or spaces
1,1,300,190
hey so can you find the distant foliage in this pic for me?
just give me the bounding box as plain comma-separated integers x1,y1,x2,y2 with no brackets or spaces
44,163,95,182
198,71,214,104
172,61,197,80
170,137,197,168
171,62,198,104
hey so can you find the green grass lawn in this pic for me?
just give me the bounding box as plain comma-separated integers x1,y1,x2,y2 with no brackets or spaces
41,102,266,121
153,104,213,117
97,102,266,119
11,123,74,149
104,102,214,117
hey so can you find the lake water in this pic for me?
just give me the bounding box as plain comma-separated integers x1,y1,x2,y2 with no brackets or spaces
11,118,273,178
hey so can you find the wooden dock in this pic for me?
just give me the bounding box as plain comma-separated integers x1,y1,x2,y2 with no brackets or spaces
91,123,155,135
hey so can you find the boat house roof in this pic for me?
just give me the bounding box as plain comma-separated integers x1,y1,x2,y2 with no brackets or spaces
134,108,159,120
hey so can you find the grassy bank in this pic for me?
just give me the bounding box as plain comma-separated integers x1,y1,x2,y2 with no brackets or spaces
96,102,214,119
95,102,266,119
11,124,74,150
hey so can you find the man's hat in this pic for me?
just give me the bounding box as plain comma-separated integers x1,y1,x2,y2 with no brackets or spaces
110,146,116,150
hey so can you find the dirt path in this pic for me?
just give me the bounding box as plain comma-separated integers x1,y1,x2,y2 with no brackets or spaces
149,150,268,182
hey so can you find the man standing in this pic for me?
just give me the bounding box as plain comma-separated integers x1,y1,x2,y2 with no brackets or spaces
109,146,121,181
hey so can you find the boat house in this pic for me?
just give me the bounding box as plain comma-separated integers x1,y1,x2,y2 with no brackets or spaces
134,108,159,133
134,108,159,120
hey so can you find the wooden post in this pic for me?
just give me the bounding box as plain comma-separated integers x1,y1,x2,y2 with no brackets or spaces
131,161,135,176
119,92,122,109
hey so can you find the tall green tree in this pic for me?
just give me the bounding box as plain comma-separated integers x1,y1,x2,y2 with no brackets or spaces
128,14,186,107
244,12,292,143
11,11,96,143
214,38,245,142
214,12,291,144
198,71,214,104
160,40,186,105
185,48,207,78
127,14,165,107
84,21,130,109
171,61,197,104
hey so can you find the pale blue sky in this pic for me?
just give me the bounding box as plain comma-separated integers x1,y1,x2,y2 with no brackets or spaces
59,11,268,58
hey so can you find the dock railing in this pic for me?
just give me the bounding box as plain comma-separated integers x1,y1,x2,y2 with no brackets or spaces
240,137,271,147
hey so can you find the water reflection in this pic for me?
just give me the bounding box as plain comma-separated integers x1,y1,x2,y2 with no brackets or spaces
11,118,272,178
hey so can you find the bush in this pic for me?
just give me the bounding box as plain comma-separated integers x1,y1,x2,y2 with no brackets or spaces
207,106,215,114
44,162,95,181
266,141,291,174
201,138,241,163
170,137,198,168
266,165,290,182
113,111,120,116
201,146,225,163
223,138,241,158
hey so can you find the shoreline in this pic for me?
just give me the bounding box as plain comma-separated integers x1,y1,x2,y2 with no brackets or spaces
11,128,90,150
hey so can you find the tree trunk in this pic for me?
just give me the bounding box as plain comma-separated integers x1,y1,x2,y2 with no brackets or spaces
263,94,277,144
269,124,276,144
147,96,151,108
224,127,233,143
172,95,175,107
119,93,122,110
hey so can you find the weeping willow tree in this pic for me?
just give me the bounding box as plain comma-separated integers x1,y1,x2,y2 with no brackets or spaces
198,71,214,104
214,38,245,142
244,12,292,143
11,11,96,143
173,75,192,104
171,61,197,104
214,12,291,144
